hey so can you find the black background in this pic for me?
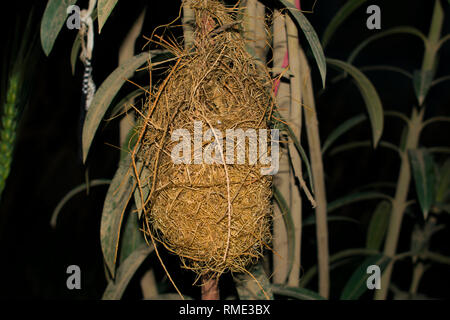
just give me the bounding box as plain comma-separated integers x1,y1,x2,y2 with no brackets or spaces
0,0,449,300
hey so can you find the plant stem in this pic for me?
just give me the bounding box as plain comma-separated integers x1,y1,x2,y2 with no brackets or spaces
285,0,303,287
421,0,443,73
201,276,219,300
376,0,444,299
299,48,330,298
375,108,423,300
272,9,291,284
409,262,425,296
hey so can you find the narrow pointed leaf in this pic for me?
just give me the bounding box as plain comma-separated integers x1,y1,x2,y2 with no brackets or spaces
101,154,141,278
117,210,146,264
303,215,360,227
327,58,383,147
366,200,391,250
82,52,150,162
40,0,78,56
322,114,367,154
436,159,450,203
413,69,434,105
102,243,153,300
322,0,366,49
98,0,119,33
70,34,81,75
348,26,427,65
409,149,435,219
109,88,147,118
328,192,391,213
51,179,111,228
279,0,327,87
272,284,325,300
340,254,390,300
134,164,151,219
273,110,314,192
329,140,400,156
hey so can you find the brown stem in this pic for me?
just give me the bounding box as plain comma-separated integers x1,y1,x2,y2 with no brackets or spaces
201,276,220,300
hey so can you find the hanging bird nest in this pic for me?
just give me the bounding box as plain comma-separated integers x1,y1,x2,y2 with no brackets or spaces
135,0,275,279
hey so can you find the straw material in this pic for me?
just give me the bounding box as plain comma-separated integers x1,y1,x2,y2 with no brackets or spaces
137,0,274,278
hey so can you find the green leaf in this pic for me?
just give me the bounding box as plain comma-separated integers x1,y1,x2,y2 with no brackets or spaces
40,0,78,56
329,140,400,156
327,58,384,147
300,248,379,288
340,254,390,300
322,114,367,154
82,52,150,162
272,110,314,192
273,186,295,282
436,159,450,203
279,0,327,87
328,192,391,213
348,26,427,65
234,262,273,300
409,149,436,219
109,88,147,119
70,34,81,75
272,284,325,300
98,0,119,33
101,154,141,278
366,200,391,250
413,69,434,105
120,123,140,161
303,215,360,227
50,179,111,228
102,243,153,300
117,209,145,264
322,0,366,49
134,164,151,220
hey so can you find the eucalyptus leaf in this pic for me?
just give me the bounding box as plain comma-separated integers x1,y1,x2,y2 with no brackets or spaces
413,69,434,106
117,208,146,264
40,0,78,56
328,192,391,213
340,254,390,300
436,159,450,203
278,0,327,87
348,26,427,65
98,0,119,33
322,0,366,49
101,154,142,278
327,58,383,147
70,34,81,75
272,110,314,192
322,114,367,154
82,52,150,162
303,215,360,227
366,200,391,250
409,149,435,219
51,179,111,228
102,243,153,300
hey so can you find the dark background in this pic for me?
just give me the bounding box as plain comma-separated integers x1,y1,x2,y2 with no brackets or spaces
0,0,449,299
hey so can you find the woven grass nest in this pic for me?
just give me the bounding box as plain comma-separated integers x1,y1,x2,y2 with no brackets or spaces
136,0,275,279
